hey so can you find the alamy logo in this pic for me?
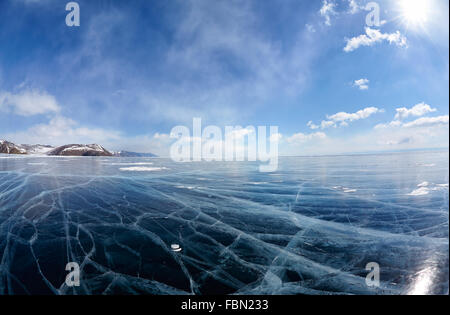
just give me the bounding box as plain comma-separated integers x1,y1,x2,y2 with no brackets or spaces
365,262,380,288
65,262,80,287
365,2,381,27
170,118,280,172
65,2,80,27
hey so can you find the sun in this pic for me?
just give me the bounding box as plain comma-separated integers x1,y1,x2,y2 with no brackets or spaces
397,0,432,30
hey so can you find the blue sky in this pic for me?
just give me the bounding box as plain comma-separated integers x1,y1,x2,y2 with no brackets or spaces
0,0,448,156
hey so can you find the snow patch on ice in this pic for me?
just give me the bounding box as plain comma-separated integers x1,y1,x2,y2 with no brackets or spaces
333,186,357,193
119,166,168,172
408,182,449,196
408,187,430,196
104,162,154,166
176,185,195,189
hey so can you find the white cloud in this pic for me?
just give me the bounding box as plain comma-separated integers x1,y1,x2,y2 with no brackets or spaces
287,132,327,144
344,27,407,52
353,78,369,90
375,113,448,130
226,126,255,140
394,102,437,120
320,120,337,129
374,119,448,149
0,89,60,116
284,120,448,156
374,120,402,129
403,115,449,128
286,105,447,156
137,0,318,126
2,115,175,156
270,132,283,142
327,106,382,122
307,107,383,130
47,0,320,131
319,0,337,26
4,116,120,146
375,103,444,130
307,120,337,130
153,132,171,141
307,121,319,130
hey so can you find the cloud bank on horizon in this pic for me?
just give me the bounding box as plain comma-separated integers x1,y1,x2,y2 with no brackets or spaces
0,0,448,156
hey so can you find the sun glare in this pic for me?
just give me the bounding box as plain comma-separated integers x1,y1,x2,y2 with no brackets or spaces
398,0,432,30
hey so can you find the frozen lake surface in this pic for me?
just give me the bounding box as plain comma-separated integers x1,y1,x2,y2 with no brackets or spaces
0,151,448,295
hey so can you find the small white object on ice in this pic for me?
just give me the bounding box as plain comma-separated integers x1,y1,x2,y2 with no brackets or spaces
171,244,182,252
408,187,430,196
119,166,167,172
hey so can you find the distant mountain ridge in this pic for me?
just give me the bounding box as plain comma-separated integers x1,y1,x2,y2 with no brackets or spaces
0,140,157,157
0,140,27,154
47,144,112,156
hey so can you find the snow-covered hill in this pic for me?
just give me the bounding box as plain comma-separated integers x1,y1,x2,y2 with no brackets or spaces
47,144,113,156
0,140,156,157
0,140,27,154
19,144,55,155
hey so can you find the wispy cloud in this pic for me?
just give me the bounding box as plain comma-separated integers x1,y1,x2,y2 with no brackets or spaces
344,28,407,52
374,120,402,129
403,115,449,128
376,115,448,129
328,107,383,122
353,78,369,90
307,120,336,130
0,89,60,116
347,0,362,14
1,0,447,157
308,106,383,130
307,121,319,130
319,0,337,26
287,131,327,143
375,115,448,129
375,103,441,129
51,0,319,129
286,115,448,156
371,112,449,150
306,24,316,33
4,116,120,146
